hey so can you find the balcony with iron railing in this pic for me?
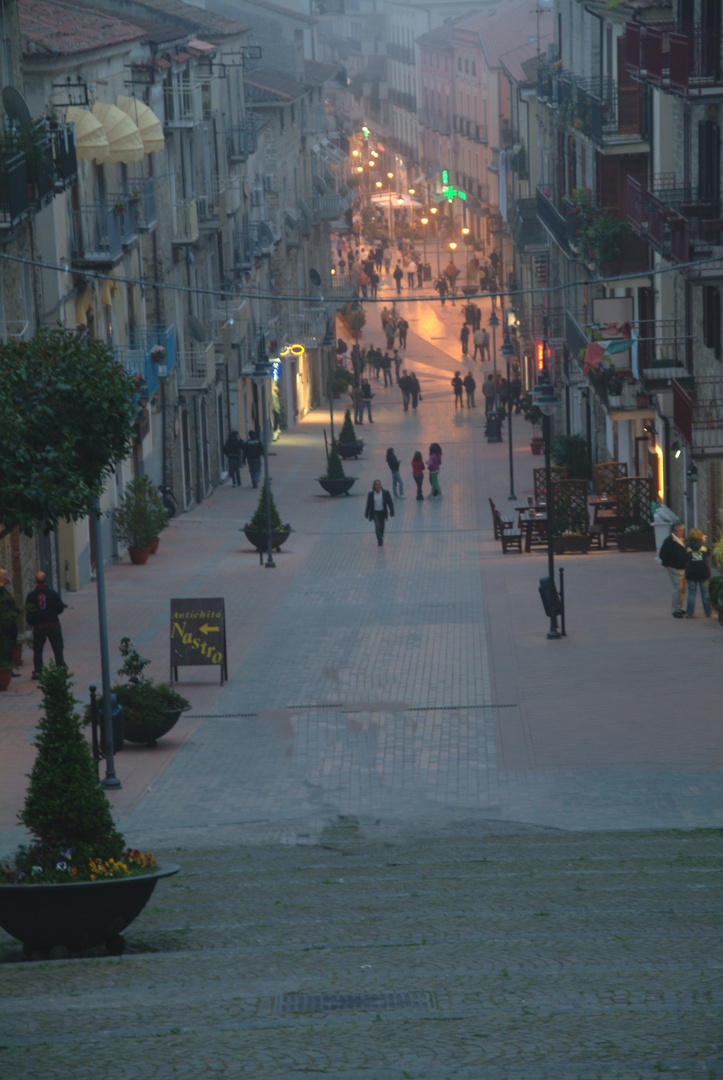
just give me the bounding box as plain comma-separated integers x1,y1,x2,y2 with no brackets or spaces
313,190,353,220
674,376,723,457
388,42,415,65
300,106,329,136
627,174,722,266
536,184,574,255
163,82,203,127
625,20,723,97
511,197,548,253
285,307,327,348
552,72,647,146
71,203,123,266
113,325,177,401
0,149,28,230
227,120,259,163
196,178,227,230
108,194,139,246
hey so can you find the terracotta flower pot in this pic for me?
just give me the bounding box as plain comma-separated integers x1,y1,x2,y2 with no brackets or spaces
0,667,13,691
148,537,160,555
128,546,150,565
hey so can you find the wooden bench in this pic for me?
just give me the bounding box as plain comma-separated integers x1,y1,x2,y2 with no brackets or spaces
489,498,501,539
500,526,523,553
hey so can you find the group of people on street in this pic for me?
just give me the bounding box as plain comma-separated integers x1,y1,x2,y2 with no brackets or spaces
659,524,716,618
367,442,444,545
223,430,263,488
451,371,476,409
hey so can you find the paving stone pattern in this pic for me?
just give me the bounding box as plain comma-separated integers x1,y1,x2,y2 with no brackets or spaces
1,827,721,1079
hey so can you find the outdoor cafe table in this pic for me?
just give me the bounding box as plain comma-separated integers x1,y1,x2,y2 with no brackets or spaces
519,510,547,552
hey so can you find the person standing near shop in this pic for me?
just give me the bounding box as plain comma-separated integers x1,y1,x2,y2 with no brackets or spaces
365,479,395,546
482,373,496,413
407,258,417,289
223,430,245,487
361,377,374,422
409,371,421,412
684,528,712,617
25,571,67,679
659,523,687,617
244,430,263,488
451,371,465,410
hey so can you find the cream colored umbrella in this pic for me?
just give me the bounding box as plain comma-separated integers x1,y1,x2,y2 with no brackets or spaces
91,101,144,163
115,95,165,155
65,106,110,164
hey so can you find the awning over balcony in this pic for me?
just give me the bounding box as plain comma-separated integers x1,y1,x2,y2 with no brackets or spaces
66,106,109,164
91,102,144,163
115,96,164,155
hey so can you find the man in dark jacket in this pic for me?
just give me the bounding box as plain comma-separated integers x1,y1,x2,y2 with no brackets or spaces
223,431,245,487
684,528,712,617
25,571,67,678
393,262,404,294
244,430,263,488
365,479,395,546
659,523,687,617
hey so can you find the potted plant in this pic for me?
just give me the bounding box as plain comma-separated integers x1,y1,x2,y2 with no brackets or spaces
128,188,141,207
150,344,167,365
113,476,167,563
105,637,190,746
242,481,292,553
336,409,365,459
338,302,366,337
331,367,354,399
114,199,127,216
524,404,545,455
0,665,179,957
317,438,356,496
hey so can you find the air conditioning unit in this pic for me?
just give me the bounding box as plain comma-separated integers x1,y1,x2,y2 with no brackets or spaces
546,43,559,62
251,186,263,207
263,173,275,192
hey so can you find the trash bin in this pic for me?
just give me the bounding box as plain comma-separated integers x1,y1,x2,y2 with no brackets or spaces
539,577,562,618
423,262,432,281
653,504,679,561
485,409,504,443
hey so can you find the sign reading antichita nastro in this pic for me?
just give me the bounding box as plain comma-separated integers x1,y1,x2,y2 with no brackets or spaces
170,598,228,684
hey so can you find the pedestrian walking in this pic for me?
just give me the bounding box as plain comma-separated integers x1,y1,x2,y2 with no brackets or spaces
386,448,405,498
381,352,394,387
659,523,687,617
393,349,403,383
361,377,374,422
0,569,19,674
684,529,712,617
358,269,369,298
365,479,395,546
427,443,442,498
417,262,424,288
483,373,496,413
412,451,426,500
399,369,412,411
398,317,409,349
510,374,522,413
451,371,465,410
460,323,470,356
409,372,421,411
435,276,447,306
25,571,67,678
370,269,379,299
244,430,263,487
351,383,365,425
407,258,417,288
473,327,490,362
223,430,245,487
393,262,404,294
473,303,482,330
463,371,476,408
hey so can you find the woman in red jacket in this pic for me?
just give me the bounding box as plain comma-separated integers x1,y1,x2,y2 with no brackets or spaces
411,451,426,501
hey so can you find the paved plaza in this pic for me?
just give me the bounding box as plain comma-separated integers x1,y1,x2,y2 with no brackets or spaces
1,280,722,1077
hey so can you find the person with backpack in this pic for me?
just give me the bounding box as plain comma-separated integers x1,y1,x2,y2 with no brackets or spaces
223,430,245,487
244,430,263,488
684,528,712,617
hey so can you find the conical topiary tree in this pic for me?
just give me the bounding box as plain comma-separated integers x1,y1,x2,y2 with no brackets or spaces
248,480,284,531
323,438,346,480
19,665,125,867
338,409,358,446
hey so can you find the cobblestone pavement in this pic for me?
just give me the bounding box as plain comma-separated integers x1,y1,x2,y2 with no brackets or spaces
1,826,721,1079
1,279,722,1077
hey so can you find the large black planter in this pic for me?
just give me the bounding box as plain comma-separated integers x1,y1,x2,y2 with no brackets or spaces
317,477,356,497
337,440,364,460
243,527,291,553
123,707,186,747
0,862,180,957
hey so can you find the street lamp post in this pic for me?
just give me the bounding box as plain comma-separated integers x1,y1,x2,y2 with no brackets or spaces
430,206,440,278
530,369,563,639
448,241,457,305
488,309,499,407
420,217,428,277
324,314,337,444
250,333,275,569
501,335,516,501
387,172,394,244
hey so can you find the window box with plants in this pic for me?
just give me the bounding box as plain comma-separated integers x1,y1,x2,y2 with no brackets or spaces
242,481,292,553
336,409,365,459
317,438,356,496
0,666,179,958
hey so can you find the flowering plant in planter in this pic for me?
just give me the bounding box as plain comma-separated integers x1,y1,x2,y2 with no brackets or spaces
150,344,167,364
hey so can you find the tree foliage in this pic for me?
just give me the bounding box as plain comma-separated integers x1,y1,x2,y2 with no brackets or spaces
0,327,137,538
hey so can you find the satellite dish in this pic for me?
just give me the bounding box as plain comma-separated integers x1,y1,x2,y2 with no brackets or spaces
258,221,274,246
313,174,327,195
188,314,208,343
2,86,32,128
309,268,322,287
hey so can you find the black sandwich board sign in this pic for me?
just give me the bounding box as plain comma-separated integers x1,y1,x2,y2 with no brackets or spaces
170,598,228,684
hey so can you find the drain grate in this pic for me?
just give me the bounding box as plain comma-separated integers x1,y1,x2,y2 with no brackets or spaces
276,992,433,1014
